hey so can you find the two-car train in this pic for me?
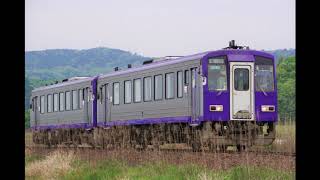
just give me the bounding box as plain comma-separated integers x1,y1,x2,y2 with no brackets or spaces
30,41,278,151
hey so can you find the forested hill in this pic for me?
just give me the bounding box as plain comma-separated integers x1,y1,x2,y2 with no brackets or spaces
25,47,150,80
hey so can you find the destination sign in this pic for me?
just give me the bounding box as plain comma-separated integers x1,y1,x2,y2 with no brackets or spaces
208,58,224,64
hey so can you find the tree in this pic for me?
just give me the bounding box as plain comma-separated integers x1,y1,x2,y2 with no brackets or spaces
276,56,295,120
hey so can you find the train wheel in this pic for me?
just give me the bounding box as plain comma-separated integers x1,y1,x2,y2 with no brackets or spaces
236,145,246,152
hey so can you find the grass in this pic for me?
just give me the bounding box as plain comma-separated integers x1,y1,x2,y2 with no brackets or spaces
64,161,294,180
272,122,295,153
25,122,295,179
25,149,295,180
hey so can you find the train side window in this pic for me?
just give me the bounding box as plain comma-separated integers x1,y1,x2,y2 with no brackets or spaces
65,91,71,110
165,72,174,99
133,78,142,103
144,77,152,102
184,70,189,85
154,75,163,100
113,82,120,105
72,90,79,110
124,80,132,104
40,95,45,114
59,92,64,111
53,93,59,112
177,71,183,98
79,89,83,109
47,94,53,113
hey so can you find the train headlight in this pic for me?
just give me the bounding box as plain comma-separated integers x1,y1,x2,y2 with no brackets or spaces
261,105,275,112
210,105,223,112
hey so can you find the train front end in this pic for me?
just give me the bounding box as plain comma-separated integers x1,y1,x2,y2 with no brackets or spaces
201,44,277,147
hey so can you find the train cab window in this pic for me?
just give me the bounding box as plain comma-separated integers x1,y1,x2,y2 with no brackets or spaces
255,57,274,92
47,94,53,113
234,68,249,91
65,91,71,110
144,77,152,101
124,80,132,104
177,71,183,98
72,90,78,110
40,95,45,114
79,89,83,109
59,92,64,111
53,93,59,112
113,82,120,105
133,79,142,103
154,75,163,100
165,73,174,99
208,58,227,91
184,70,189,85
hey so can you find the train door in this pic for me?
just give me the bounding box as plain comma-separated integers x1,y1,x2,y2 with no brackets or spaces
230,62,254,120
104,84,111,122
191,67,201,123
84,87,92,124
32,96,38,126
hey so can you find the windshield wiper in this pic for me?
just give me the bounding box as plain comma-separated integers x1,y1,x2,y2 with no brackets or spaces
260,87,268,96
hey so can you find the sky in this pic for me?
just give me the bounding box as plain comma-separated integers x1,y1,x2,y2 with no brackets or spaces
25,0,295,57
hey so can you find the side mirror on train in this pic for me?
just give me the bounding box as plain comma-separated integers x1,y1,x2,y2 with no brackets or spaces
29,104,32,109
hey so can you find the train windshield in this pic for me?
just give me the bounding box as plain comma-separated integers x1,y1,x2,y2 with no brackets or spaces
208,58,227,91
255,64,274,92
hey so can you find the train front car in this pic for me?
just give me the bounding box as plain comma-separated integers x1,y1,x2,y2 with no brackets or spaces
200,44,277,150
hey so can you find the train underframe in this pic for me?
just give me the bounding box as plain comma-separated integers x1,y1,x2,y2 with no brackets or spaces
32,121,276,151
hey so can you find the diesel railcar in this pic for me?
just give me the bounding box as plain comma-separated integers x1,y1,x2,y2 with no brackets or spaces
30,41,277,151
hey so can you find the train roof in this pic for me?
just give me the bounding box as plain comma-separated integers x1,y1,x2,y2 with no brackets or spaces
32,76,94,93
99,49,273,79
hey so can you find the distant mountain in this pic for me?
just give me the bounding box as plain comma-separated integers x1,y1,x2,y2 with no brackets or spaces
25,47,151,81
266,48,295,65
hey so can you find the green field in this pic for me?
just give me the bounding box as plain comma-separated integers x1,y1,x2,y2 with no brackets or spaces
25,150,294,180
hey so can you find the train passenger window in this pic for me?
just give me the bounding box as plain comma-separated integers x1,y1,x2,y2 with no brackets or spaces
154,75,163,100
133,79,142,103
144,77,152,102
208,58,227,91
65,91,71,110
47,94,53,113
59,92,64,111
234,68,249,91
124,80,132,104
177,71,183,98
72,90,78,110
184,70,189,85
79,89,83,109
113,82,120,105
40,95,45,114
165,73,174,99
255,57,274,92
53,93,59,112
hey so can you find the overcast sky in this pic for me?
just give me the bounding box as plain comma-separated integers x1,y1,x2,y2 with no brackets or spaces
26,0,295,57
